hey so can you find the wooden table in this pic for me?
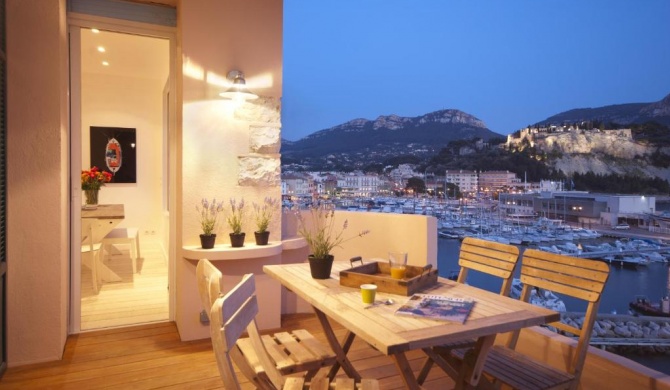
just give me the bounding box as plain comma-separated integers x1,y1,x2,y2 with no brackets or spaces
82,204,125,283
263,262,560,389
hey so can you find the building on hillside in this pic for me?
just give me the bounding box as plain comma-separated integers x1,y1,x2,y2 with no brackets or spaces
425,173,446,196
281,172,312,198
445,170,478,193
388,164,420,185
341,172,382,197
321,174,339,196
506,126,632,148
479,170,521,191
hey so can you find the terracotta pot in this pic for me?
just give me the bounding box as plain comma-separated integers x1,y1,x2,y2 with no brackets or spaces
308,254,334,279
229,232,246,248
199,234,216,249
254,231,270,245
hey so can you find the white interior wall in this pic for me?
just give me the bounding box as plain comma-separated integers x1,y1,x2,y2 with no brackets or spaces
81,36,169,240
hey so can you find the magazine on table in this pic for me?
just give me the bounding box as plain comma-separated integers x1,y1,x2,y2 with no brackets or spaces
395,294,475,324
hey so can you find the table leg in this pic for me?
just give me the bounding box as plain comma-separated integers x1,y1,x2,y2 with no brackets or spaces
390,352,422,390
327,331,356,381
313,308,362,381
418,347,460,384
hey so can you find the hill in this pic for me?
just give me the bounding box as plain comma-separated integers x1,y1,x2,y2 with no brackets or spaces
535,93,670,129
281,109,501,170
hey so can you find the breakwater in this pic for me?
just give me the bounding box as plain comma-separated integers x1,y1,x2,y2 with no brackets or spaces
561,313,670,355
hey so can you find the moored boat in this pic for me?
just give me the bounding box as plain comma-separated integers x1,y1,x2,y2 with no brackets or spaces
629,296,670,317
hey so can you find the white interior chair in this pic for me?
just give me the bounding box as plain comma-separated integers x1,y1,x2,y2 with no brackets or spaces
81,218,103,294
101,227,140,274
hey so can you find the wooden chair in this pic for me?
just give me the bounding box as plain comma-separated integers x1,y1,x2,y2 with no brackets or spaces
101,227,140,274
196,260,338,385
210,272,379,389
417,236,520,384
196,257,223,313
451,249,610,390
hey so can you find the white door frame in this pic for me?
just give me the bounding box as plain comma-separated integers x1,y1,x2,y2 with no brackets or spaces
68,13,177,333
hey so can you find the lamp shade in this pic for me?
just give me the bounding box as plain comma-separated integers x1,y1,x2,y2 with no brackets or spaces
219,71,258,100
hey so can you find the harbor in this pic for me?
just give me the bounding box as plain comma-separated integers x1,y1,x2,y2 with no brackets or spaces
325,195,670,266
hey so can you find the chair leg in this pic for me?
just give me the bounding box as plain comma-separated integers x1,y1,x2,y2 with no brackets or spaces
133,235,139,273
90,250,100,294
130,237,137,274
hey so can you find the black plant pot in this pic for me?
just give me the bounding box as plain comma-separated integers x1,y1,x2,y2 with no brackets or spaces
308,254,334,279
254,231,270,245
200,234,216,249
229,232,246,248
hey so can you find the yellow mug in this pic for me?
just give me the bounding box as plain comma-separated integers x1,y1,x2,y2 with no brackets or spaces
361,284,377,304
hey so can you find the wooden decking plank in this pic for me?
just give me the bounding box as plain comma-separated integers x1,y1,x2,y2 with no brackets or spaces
1,315,453,389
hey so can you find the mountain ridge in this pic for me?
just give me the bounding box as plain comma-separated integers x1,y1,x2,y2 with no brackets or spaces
281,93,670,180
281,109,500,167
535,93,670,127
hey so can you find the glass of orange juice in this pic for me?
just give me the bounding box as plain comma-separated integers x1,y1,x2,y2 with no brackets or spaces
389,251,407,279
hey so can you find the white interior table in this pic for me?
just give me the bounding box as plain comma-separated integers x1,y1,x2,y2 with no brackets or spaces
263,262,560,389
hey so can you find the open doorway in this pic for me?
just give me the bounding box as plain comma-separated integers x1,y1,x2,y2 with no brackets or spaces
71,26,172,331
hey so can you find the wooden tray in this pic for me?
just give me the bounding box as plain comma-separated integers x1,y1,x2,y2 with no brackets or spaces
339,261,438,296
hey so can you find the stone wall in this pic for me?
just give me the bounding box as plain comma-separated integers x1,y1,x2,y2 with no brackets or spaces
562,313,670,355
237,97,281,187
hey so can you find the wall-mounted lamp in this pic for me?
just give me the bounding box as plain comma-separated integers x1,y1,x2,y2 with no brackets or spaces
219,70,258,101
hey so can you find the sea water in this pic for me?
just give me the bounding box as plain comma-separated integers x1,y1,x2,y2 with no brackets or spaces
437,238,670,375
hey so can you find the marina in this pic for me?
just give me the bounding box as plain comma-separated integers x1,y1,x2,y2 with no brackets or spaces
325,195,670,265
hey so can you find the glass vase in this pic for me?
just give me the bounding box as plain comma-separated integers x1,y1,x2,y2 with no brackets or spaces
84,189,99,206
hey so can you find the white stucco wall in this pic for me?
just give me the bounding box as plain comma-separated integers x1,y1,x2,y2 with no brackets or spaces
176,0,283,340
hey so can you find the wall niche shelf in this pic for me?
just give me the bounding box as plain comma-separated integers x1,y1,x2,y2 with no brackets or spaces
182,241,282,261
182,238,307,261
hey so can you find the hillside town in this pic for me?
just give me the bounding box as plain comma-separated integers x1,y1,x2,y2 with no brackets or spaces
282,163,670,234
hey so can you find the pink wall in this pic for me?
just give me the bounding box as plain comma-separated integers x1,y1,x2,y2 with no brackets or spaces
7,0,69,365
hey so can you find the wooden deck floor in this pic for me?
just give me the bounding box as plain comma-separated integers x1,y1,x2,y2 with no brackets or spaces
81,239,169,330
1,315,454,389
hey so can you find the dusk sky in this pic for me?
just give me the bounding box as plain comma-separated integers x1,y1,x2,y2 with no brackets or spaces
282,1,670,141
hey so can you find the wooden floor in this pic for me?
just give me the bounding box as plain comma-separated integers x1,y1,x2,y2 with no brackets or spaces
81,239,169,330
0,315,454,389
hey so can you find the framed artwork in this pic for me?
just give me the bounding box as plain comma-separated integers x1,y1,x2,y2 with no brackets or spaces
90,126,137,183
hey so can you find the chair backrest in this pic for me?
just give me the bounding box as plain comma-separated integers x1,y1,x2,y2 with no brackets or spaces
457,237,520,296
196,259,222,317
514,248,609,381
210,273,284,390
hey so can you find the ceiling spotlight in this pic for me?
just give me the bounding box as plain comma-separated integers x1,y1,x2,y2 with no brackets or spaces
102,61,109,66
97,46,106,53
219,70,258,101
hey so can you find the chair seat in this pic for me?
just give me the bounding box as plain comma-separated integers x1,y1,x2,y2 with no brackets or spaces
452,342,574,390
237,329,337,376
284,377,380,390
102,227,139,274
